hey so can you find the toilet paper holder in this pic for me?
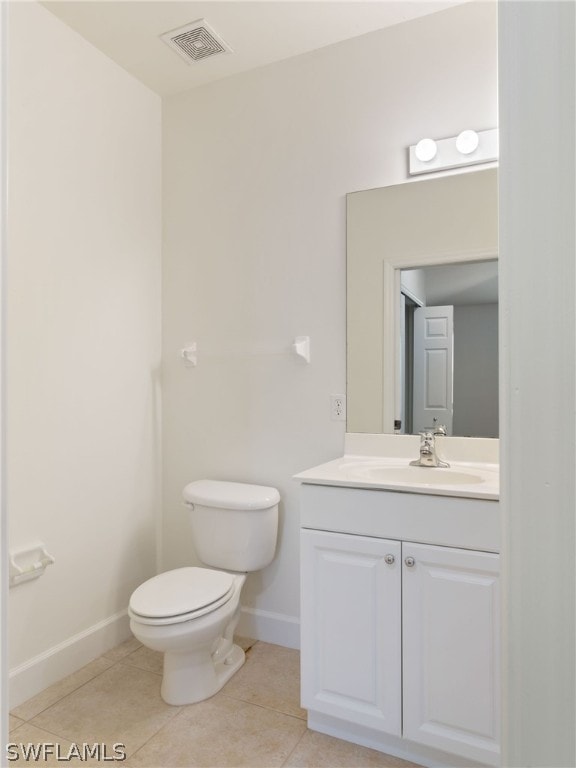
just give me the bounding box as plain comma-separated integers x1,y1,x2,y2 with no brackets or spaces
9,542,55,587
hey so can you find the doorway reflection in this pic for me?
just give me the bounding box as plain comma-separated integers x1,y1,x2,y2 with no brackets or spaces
399,261,498,437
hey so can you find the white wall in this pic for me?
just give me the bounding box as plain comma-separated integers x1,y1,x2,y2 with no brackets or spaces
162,2,497,644
453,304,498,438
499,2,575,765
7,3,162,704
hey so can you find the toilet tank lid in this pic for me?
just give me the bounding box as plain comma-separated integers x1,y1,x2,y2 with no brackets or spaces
183,479,280,510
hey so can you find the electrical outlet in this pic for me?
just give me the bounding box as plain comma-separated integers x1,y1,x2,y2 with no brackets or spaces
330,394,346,421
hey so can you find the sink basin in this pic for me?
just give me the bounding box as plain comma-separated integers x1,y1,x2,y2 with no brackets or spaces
343,463,484,486
294,452,499,500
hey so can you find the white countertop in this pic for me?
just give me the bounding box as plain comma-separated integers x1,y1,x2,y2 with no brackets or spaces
294,435,499,500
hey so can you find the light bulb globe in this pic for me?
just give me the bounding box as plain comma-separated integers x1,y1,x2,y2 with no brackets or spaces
415,138,437,163
456,130,479,155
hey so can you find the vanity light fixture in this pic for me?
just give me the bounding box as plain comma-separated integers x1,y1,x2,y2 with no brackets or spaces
409,128,498,175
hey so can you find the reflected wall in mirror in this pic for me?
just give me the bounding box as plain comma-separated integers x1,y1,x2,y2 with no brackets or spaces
347,168,498,436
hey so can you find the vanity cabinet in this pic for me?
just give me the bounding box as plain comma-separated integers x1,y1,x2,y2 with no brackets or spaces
300,483,500,768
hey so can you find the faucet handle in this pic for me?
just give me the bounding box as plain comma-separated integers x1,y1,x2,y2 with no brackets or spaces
431,418,447,437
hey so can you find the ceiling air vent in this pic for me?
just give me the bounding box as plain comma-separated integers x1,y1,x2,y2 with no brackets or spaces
160,19,232,64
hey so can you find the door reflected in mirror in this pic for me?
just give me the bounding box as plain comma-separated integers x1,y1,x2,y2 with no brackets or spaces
400,261,498,437
346,168,498,437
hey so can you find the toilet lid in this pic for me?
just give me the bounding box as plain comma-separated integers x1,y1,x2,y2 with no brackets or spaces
129,567,236,620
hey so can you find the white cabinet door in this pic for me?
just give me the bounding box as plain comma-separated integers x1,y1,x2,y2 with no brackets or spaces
402,542,500,766
301,529,402,735
412,305,454,434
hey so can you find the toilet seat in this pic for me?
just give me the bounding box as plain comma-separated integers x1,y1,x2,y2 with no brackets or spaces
129,567,236,626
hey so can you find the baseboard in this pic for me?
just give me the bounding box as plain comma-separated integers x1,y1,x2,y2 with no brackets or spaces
9,610,132,708
237,606,300,650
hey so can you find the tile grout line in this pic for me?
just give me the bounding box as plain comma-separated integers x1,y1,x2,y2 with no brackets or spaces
121,704,191,765
279,722,309,768
219,691,307,722
115,658,163,676
11,662,115,724
8,719,79,747
12,648,152,727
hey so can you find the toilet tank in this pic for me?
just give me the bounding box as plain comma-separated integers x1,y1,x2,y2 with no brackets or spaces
182,480,280,572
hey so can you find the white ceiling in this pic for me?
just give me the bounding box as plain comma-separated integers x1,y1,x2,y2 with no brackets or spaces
42,1,467,96
408,261,499,306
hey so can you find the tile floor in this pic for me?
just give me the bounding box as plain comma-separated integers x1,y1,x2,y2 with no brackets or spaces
10,638,421,767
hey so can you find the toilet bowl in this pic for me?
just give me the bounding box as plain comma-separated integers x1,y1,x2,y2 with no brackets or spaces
128,480,279,705
129,568,247,705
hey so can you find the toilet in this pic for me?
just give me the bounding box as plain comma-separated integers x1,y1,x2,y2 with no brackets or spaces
128,479,280,705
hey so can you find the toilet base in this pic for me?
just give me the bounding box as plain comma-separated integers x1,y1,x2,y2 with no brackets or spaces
161,642,246,705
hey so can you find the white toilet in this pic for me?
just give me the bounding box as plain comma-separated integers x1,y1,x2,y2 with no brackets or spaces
128,479,279,705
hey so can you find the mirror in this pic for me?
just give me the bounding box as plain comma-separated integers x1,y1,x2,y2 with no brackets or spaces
347,168,498,436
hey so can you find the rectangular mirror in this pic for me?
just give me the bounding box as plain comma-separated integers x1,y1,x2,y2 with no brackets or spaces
347,168,498,436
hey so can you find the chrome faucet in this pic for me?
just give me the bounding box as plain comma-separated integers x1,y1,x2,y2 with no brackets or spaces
410,431,450,468
432,419,447,437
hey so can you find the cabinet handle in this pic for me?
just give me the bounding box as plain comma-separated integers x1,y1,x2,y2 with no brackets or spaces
384,554,395,565
404,556,415,567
